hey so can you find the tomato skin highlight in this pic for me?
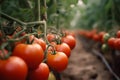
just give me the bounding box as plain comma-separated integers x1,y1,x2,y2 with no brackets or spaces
0,56,28,80
28,63,50,80
12,43,44,70
55,43,71,57
61,35,76,50
46,51,68,73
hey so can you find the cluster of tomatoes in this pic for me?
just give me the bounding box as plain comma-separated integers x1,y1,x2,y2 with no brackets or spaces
0,28,76,80
78,29,120,51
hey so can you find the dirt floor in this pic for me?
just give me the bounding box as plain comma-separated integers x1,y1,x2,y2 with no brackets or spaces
60,34,113,80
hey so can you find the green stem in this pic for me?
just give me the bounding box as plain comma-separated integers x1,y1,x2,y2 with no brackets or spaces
38,0,41,21
26,21,44,25
0,42,9,59
0,11,26,25
7,32,37,42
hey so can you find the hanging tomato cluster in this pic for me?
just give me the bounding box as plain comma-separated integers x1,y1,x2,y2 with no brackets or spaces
0,24,76,80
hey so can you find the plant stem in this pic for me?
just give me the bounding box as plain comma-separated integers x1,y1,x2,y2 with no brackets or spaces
0,11,26,25
38,0,41,21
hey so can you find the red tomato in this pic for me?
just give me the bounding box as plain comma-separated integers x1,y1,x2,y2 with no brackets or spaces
12,43,44,70
113,38,120,50
108,37,116,49
28,63,49,80
98,31,106,43
46,51,68,73
116,30,120,38
0,56,28,80
47,33,55,42
34,38,46,51
55,43,71,57
61,35,76,50
92,33,99,42
63,30,76,38
29,35,46,51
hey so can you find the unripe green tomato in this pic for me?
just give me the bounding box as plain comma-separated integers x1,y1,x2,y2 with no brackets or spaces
103,33,111,43
48,72,56,80
101,43,109,53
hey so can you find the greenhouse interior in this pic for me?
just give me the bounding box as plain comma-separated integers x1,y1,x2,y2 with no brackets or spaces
0,0,120,80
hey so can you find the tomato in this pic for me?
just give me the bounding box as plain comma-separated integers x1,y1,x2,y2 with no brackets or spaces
12,43,44,70
107,37,116,49
63,30,76,38
55,43,71,57
116,30,120,38
101,43,109,52
47,33,55,42
46,51,68,73
98,31,106,43
34,38,46,51
29,35,46,51
28,63,49,80
102,33,110,43
92,33,99,42
0,56,28,80
61,35,76,50
48,72,56,80
113,38,120,50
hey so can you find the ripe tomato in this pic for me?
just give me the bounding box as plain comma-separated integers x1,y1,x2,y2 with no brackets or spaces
28,63,49,80
98,31,106,43
107,37,116,49
113,38,120,50
61,35,76,50
29,35,46,51
116,30,120,38
47,33,55,42
34,38,46,51
12,43,44,70
0,56,28,80
46,51,68,73
92,33,99,42
55,43,71,57
63,30,76,38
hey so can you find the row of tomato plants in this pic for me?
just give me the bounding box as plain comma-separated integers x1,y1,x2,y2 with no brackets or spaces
78,29,120,51
0,27,76,80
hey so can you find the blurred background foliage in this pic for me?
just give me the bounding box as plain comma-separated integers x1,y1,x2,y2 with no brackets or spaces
0,0,120,31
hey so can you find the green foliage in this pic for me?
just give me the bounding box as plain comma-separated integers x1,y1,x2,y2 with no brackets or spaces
78,0,120,31
0,0,35,22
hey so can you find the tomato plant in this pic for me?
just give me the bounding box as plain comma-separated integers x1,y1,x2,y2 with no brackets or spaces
12,43,44,70
28,63,49,80
0,56,28,80
46,51,68,73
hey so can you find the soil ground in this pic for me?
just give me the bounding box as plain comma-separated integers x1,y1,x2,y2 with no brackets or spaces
60,34,113,80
